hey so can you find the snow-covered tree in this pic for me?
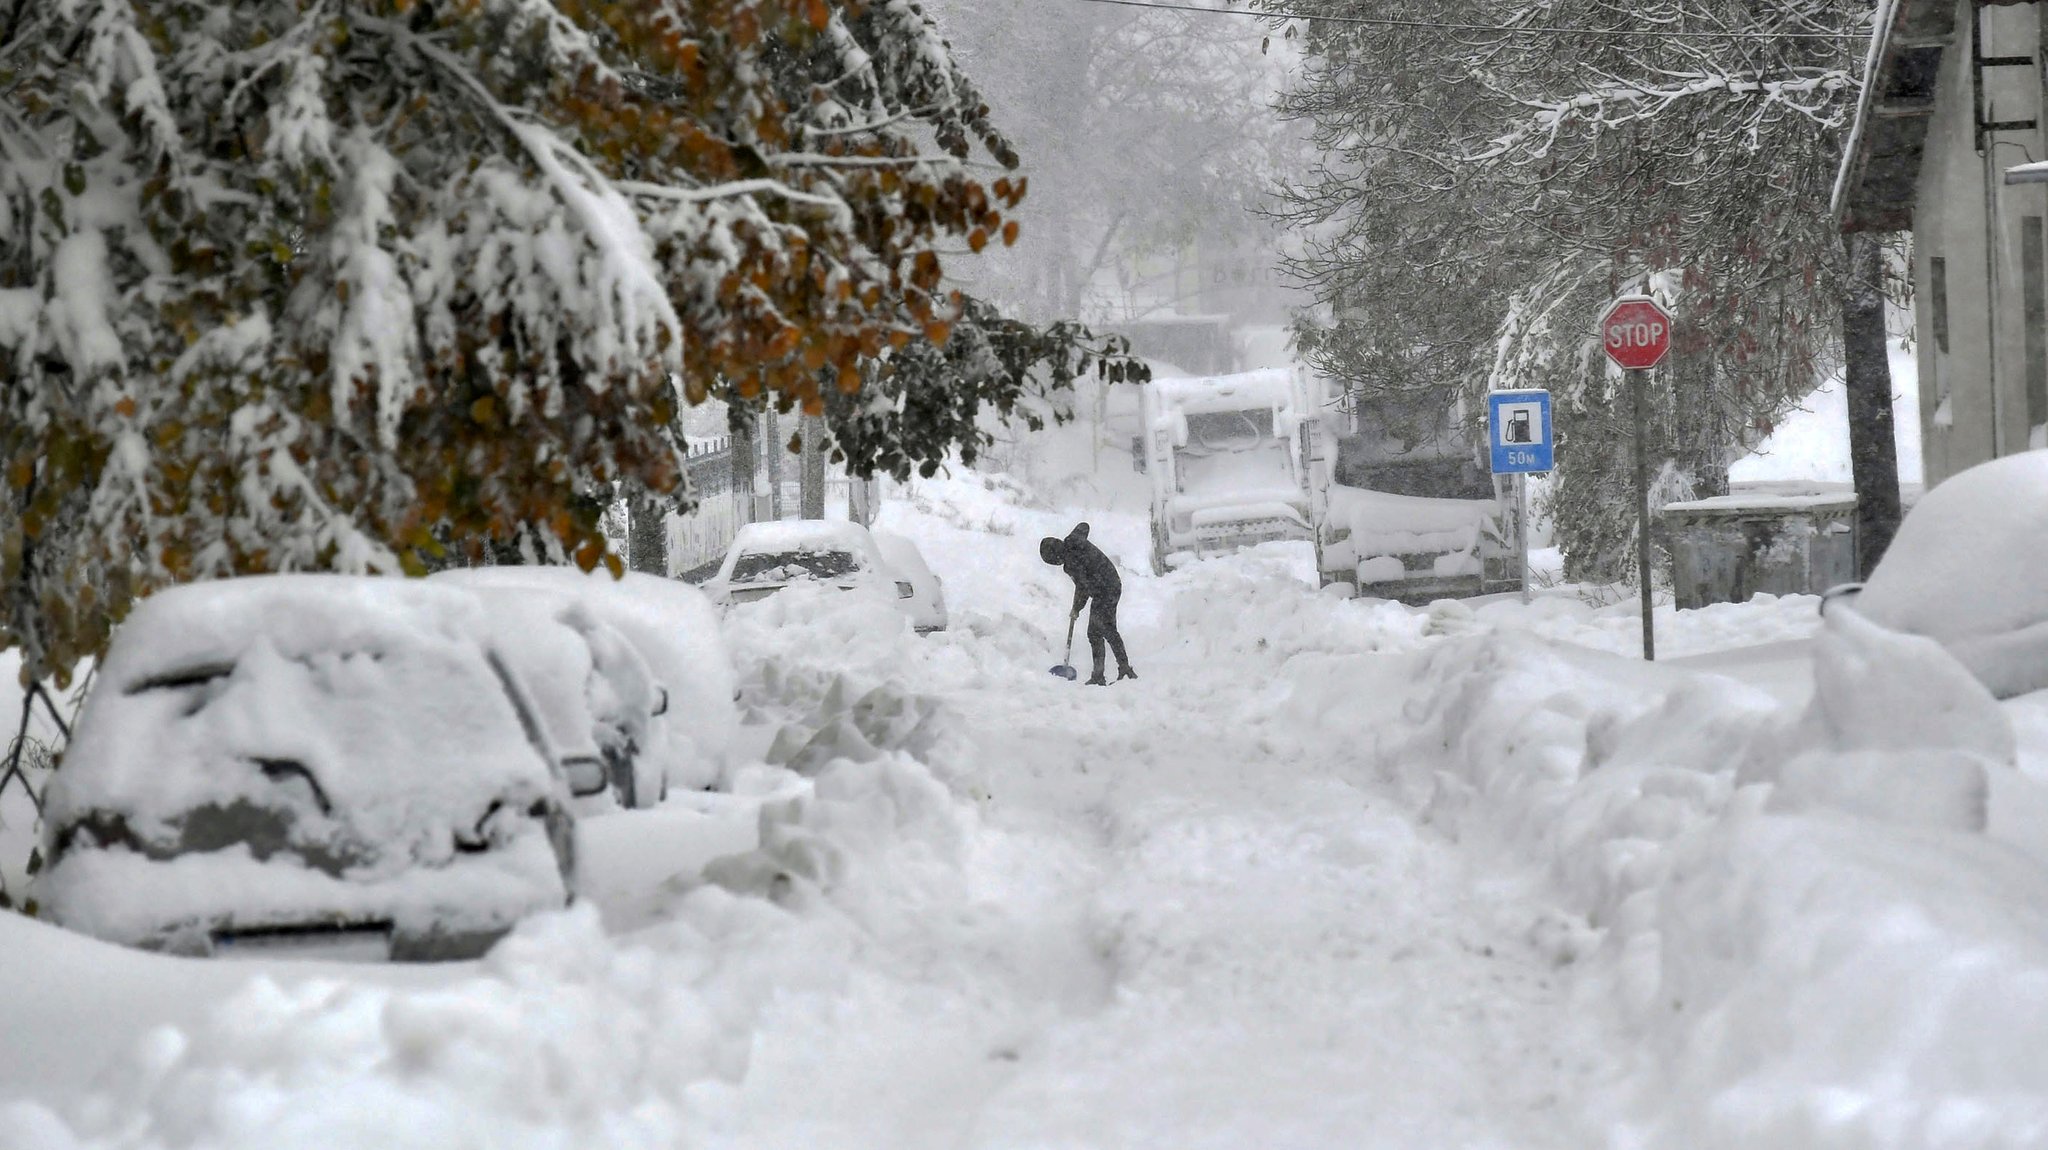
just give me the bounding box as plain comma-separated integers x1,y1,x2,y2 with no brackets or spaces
922,0,1301,322
818,292,1145,482
1269,0,1868,576
0,0,1023,680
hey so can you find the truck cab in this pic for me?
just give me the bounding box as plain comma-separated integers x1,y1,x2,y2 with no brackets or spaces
1139,368,1338,576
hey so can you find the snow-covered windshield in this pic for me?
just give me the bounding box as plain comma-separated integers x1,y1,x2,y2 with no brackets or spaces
1175,408,1295,500
1183,409,1272,454
730,549,865,585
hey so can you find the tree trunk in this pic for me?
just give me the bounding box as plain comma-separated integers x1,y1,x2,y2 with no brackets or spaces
730,413,757,524
764,407,784,520
627,490,667,575
1842,230,1902,577
800,413,827,519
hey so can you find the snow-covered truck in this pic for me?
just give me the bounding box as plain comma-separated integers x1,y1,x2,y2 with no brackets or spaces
1321,484,1518,603
1138,368,1515,598
1139,369,1341,577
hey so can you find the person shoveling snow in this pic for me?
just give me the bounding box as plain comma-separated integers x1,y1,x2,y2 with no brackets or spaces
1040,522,1136,686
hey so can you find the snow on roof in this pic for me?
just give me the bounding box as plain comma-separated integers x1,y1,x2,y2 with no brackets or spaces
1663,481,1858,516
730,519,877,555
1829,0,1901,226
1147,369,1298,415
1122,312,1234,325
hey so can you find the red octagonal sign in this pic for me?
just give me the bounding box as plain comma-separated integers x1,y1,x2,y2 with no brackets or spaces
1600,296,1673,370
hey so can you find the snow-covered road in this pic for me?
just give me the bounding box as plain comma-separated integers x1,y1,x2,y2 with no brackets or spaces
7,471,2048,1150
752,630,1611,1149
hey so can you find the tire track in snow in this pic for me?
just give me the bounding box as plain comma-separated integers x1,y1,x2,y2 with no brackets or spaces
928,633,1611,1148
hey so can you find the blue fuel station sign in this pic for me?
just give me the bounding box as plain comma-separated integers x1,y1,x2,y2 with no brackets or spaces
1488,390,1553,474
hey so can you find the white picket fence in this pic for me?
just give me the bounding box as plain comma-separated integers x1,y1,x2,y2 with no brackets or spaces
665,437,881,581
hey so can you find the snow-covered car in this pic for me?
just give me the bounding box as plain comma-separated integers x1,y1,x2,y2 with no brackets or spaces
1828,450,2048,700
705,521,947,633
34,576,596,962
432,565,739,795
871,530,948,633
432,584,667,810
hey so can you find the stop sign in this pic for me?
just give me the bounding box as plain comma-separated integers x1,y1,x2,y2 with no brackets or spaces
1600,296,1672,370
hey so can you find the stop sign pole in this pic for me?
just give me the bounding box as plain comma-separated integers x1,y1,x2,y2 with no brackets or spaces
1600,294,1672,661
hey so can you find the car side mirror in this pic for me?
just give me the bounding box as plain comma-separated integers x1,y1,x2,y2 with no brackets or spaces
895,581,915,599
1818,582,1865,618
562,755,610,798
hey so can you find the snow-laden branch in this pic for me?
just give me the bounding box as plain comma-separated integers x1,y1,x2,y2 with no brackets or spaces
372,19,682,384
1464,66,1855,164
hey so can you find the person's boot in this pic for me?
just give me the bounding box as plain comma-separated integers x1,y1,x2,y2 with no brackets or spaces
1085,673,1108,686
1117,664,1138,682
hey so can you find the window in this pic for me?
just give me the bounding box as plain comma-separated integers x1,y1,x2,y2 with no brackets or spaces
1933,254,1949,354
1931,256,1951,355
2028,218,2048,428
730,548,864,584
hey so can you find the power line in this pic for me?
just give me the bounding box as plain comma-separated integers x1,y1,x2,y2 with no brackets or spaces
1070,0,1867,42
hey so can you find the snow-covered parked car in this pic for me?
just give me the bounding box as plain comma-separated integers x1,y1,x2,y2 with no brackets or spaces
1828,450,2048,700
432,565,739,794
428,582,667,810
34,576,594,962
704,521,948,633
872,529,948,633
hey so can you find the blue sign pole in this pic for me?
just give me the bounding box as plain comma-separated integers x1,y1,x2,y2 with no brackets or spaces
1488,390,1553,604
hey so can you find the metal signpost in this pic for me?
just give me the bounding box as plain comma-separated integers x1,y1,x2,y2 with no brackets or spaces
1486,389,1553,604
1598,294,1673,661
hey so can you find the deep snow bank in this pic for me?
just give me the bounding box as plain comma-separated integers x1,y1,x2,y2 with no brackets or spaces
1305,624,2048,1149
0,585,1043,1150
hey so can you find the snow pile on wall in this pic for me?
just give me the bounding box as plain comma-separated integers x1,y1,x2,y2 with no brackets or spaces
1316,620,2048,1148
1436,591,1824,661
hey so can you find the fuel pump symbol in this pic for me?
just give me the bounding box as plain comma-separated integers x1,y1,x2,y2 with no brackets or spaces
1505,407,1534,445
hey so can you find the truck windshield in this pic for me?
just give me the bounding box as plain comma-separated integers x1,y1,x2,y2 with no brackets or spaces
1184,410,1273,454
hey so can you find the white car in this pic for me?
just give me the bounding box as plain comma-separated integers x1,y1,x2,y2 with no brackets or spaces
704,521,948,633
34,575,597,962
1827,450,2048,700
432,565,740,795
872,529,949,634
430,581,669,810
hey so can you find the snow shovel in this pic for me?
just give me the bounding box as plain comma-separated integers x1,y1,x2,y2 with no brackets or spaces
1050,613,1079,680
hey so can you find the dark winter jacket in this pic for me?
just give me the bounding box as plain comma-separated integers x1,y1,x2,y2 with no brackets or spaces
1055,523,1120,616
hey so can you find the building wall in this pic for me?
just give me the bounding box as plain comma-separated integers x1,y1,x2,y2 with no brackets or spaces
1913,0,2048,488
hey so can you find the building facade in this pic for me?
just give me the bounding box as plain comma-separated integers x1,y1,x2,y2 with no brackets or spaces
1838,0,2048,487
